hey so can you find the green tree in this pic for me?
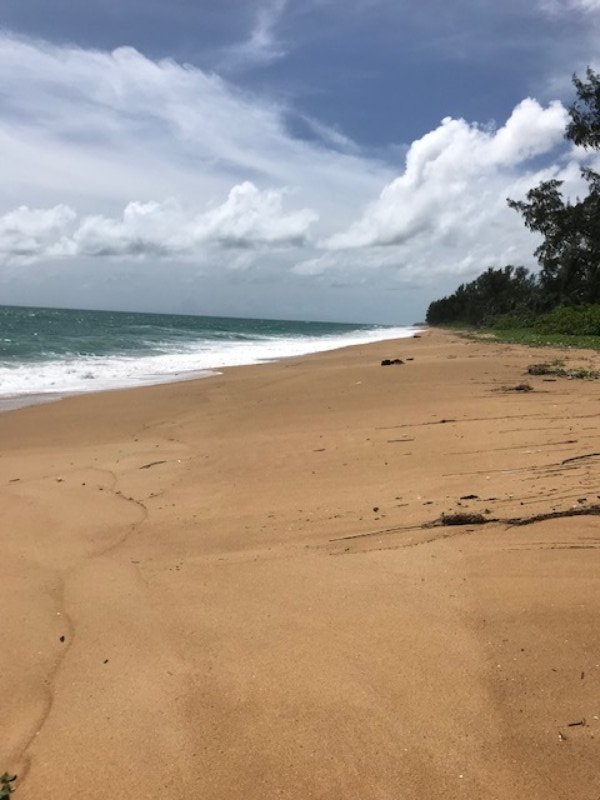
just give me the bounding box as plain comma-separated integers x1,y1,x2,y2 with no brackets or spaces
425,265,539,326
507,68,600,306
567,67,600,149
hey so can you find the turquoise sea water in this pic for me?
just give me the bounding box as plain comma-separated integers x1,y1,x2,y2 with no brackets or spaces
0,305,416,404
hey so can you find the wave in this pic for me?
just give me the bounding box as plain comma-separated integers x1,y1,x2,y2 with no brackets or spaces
0,326,418,405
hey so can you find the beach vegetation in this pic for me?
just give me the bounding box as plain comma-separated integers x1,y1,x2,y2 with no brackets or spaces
534,304,600,335
459,326,600,352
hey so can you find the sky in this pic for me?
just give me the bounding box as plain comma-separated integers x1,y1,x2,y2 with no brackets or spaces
1,1,600,323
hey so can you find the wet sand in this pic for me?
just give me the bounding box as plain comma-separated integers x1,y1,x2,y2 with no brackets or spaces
1,328,600,799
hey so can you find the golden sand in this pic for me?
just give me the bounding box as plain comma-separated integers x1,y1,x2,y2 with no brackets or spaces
2,329,599,799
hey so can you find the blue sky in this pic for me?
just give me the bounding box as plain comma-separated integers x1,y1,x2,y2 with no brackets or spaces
1,0,599,322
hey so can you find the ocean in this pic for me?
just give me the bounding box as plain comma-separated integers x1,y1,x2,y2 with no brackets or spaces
0,305,417,409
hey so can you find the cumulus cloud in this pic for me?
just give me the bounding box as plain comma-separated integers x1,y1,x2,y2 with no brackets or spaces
0,205,76,264
291,99,600,287
196,182,316,247
0,183,317,264
325,99,568,251
290,98,589,285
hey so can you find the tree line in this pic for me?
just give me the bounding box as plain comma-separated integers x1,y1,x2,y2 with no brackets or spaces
426,69,600,331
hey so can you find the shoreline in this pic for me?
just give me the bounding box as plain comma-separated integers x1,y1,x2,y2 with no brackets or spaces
0,369,217,414
0,326,421,414
2,328,600,799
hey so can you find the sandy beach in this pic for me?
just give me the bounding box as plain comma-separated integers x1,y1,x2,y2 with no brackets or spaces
2,328,600,799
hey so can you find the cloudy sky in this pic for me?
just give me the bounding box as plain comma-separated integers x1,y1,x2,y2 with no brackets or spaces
1,0,599,323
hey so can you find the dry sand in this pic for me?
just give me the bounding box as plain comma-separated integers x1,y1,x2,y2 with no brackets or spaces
1,328,600,799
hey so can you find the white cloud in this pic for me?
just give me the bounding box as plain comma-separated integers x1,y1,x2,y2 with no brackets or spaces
0,183,317,264
221,0,289,69
0,33,594,320
539,0,600,13
196,182,316,247
73,183,316,257
296,99,580,284
0,34,389,220
0,205,76,264
326,99,568,250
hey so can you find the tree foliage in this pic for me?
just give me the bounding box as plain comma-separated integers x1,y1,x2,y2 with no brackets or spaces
566,67,600,149
507,172,600,306
506,68,600,307
425,265,539,326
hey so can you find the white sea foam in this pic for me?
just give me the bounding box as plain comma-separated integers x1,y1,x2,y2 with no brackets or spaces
0,326,419,408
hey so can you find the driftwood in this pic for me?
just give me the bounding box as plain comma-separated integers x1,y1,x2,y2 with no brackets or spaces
329,503,600,546
428,504,600,529
506,504,600,527
425,512,494,528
